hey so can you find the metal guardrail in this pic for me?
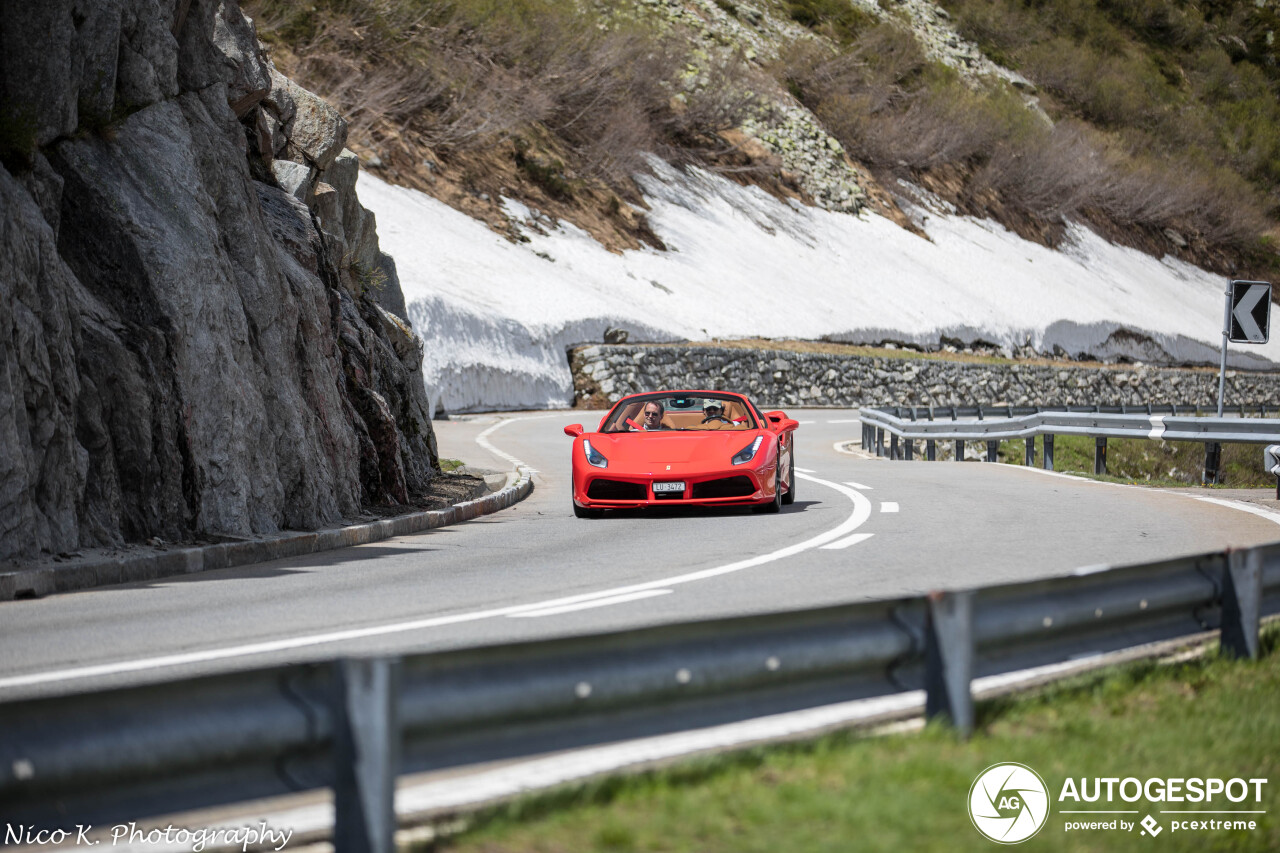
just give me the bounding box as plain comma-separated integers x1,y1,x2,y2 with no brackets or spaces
858,403,1280,481
1,541,1278,850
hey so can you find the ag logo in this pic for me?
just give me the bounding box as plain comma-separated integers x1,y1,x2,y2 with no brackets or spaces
969,763,1051,844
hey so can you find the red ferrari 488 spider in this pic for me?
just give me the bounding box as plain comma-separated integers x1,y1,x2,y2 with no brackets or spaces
563,391,799,518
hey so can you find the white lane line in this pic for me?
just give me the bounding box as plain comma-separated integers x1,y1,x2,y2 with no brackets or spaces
0,475,869,691
795,420,817,424
1006,462,1280,527
819,533,875,550
880,502,899,513
826,419,861,423
834,440,875,457
508,589,673,618
844,481,873,490
794,467,816,473
475,414,557,474
1181,495,1280,527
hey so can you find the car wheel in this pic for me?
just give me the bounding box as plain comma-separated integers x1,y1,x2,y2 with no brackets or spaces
781,450,795,506
755,465,782,514
573,501,601,519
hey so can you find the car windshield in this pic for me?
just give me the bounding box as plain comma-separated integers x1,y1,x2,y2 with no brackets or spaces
600,393,759,433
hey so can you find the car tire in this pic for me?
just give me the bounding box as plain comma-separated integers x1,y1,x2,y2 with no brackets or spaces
755,464,782,514
781,450,795,506
573,501,601,519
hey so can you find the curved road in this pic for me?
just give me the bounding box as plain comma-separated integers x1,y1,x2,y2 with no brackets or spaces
2,409,1278,701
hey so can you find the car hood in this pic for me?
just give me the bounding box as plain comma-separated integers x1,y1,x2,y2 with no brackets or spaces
588,430,764,467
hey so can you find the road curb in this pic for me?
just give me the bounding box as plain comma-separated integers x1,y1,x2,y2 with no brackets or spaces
0,473,535,601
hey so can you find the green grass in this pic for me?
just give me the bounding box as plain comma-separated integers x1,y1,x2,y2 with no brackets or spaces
994,434,1278,488
938,0,1280,219
439,458,466,472
433,628,1280,852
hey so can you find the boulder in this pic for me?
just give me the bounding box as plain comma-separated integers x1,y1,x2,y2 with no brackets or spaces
271,159,313,200
212,0,271,117
274,70,348,170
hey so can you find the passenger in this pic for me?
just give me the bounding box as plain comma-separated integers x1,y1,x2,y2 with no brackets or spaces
701,400,731,424
642,401,669,431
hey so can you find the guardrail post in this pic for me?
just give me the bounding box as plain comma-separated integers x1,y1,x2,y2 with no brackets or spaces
876,428,885,457
1094,437,1107,476
926,439,936,461
955,439,964,461
1024,437,1035,467
1043,434,1054,471
985,440,998,463
905,438,915,460
925,591,974,736
334,658,402,853
1203,443,1221,485
890,433,899,460
1221,550,1262,659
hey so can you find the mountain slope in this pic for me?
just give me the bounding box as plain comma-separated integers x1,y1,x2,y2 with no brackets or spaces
244,0,1280,413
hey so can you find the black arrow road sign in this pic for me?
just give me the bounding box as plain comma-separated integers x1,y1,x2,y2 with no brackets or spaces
1228,280,1272,344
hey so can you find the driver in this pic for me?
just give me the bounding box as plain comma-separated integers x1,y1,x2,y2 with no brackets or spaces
701,399,730,424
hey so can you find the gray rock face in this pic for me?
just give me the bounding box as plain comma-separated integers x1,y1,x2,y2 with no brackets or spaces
0,0,436,562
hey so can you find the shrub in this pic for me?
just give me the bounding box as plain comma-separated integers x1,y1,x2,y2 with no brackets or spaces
784,0,878,44
247,0,762,191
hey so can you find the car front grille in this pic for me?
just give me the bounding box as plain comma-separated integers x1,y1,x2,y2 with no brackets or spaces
690,476,756,499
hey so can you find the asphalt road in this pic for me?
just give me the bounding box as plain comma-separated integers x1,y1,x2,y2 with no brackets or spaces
2,408,1278,702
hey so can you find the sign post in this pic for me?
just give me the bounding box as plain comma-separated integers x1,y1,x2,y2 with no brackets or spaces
1208,280,1272,483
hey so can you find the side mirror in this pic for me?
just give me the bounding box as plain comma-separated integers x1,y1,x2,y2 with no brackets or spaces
764,411,787,427
564,424,584,438
777,418,800,432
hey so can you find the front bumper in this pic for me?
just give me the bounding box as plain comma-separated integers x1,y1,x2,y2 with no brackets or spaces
575,465,777,509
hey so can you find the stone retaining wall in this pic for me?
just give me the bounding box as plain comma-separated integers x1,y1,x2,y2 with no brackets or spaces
569,345,1280,409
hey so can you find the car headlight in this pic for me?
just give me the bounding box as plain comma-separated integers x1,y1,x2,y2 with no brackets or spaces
584,439,608,468
732,435,764,465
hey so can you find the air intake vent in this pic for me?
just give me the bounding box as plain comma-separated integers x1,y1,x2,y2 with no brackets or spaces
691,476,755,499
587,479,647,500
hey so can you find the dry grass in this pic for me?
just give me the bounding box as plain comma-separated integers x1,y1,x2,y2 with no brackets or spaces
778,11,1277,272
248,0,765,187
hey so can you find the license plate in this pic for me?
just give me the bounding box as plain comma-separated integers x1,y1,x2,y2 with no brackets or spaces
653,481,686,492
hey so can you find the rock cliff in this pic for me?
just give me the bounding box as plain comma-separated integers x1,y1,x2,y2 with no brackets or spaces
0,0,437,562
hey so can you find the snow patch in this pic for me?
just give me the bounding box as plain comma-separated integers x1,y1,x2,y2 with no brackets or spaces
358,161,1277,414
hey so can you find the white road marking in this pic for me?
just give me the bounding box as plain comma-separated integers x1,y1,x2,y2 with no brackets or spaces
826,419,861,423
795,420,817,424
880,502,899,513
1181,495,1280,527
844,481,873,490
0,472,871,691
475,414,558,474
819,533,875,550
834,440,876,458
793,467,816,473
1005,462,1280,526
508,590,673,618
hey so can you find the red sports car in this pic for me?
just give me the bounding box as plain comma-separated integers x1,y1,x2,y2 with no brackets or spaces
563,391,799,518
